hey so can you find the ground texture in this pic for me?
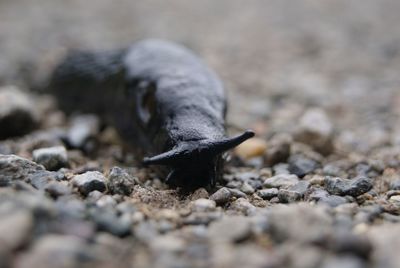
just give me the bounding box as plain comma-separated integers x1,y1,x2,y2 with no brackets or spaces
1,1,400,268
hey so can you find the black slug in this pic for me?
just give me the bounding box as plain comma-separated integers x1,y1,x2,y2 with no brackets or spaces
50,39,254,189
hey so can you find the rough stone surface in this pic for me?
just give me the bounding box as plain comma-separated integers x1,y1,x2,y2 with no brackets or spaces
210,187,231,205
72,171,106,196
0,154,44,186
107,166,136,195
325,176,373,197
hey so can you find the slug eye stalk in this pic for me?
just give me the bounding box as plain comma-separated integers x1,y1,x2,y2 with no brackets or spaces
142,130,255,189
142,130,255,166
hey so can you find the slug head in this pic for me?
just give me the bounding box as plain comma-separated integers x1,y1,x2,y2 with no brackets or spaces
143,130,255,189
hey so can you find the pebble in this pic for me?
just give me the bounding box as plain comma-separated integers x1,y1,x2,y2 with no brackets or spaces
227,189,246,199
325,176,373,197
240,181,255,194
264,133,291,166
15,235,90,268
294,108,333,154
278,181,310,203
210,187,231,205
190,198,216,212
288,154,318,178
32,146,68,171
89,208,132,237
0,154,44,186
390,179,400,190
234,137,267,159
0,209,33,251
319,195,348,207
72,171,106,196
0,86,37,139
208,216,252,243
44,181,72,198
267,203,333,243
230,198,256,215
107,166,136,195
321,256,366,268
66,114,100,150
257,188,279,200
263,174,299,189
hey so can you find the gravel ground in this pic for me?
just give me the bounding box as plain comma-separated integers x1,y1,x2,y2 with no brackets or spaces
1,1,400,268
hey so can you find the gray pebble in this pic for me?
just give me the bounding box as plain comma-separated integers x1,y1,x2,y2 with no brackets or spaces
240,181,255,194
264,174,299,189
228,188,247,198
44,181,72,198
294,108,333,154
107,166,136,195
257,188,279,200
190,198,216,212
390,179,400,190
321,256,366,268
67,114,100,150
319,195,348,207
0,86,37,139
288,154,318,178
32,146,68,171
208,215,252,242
325,176,373,197
89,208,132,237
72,171,106,196
210,187,231,205
278,181,310,203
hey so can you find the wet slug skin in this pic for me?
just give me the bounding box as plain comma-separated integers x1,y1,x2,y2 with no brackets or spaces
50,39,254,189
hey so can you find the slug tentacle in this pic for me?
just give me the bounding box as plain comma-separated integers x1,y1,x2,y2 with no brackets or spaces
142,130,254,167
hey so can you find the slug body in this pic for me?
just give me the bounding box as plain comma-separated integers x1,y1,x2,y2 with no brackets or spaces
50,40,253,189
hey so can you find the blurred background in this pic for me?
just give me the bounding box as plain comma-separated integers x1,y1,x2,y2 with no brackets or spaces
1,0,400,151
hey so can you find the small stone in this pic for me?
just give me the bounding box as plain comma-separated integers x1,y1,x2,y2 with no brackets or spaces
228,188,247,198
264,133,291,166
390,179,400,190
321,256,366,268
44,181,72,198
288,154,318,178
107,166,136,195
15,235,89,268
190,198,216,212
32,146,68,171
0,154,44,186
272,163,290,174
28,170,58,190
294,108,333,154
67,114,100,150
278,181,310,203
325,176,373,197
240,181,255,194
234,137,267,159
329,231,372,258
72,171,106,196
210,187,231,205
208,216,252,242
230,198,256,215
89,208,132,237
0,210,33,251
319,195,348,207
263,174,299,189
96,195,117,208
0,86,37,139
257,188,279,200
